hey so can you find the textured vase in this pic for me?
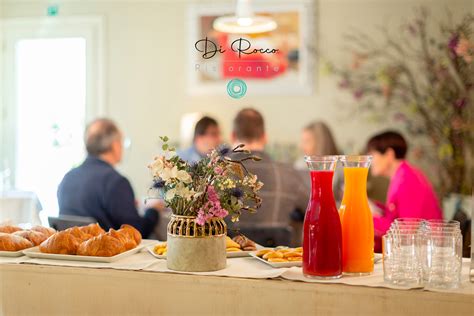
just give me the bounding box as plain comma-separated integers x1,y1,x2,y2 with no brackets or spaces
166,215,227,272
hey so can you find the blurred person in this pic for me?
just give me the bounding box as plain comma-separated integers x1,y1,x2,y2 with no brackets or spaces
230,108,309,245
298,121,344,203
367,131,442,251
178,116,222,164
57,118,162,238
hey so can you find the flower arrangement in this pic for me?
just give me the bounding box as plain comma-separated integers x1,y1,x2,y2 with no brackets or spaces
148,137,263,225
326,8,473,196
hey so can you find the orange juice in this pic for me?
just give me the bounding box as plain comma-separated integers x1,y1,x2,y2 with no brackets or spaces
340,166,374,274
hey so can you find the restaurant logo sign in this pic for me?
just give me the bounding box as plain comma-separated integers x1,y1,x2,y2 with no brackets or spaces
194,37,280,98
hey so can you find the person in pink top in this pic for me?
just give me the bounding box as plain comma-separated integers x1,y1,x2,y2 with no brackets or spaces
367,131,443,252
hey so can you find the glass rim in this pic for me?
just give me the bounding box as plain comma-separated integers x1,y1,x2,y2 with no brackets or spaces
304,155,340,162
338,155,373,162
394,218,425,222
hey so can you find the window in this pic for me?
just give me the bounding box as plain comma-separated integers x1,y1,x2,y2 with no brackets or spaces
2,17,104,219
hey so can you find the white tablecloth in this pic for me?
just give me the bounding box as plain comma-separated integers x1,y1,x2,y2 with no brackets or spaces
1,246,472,295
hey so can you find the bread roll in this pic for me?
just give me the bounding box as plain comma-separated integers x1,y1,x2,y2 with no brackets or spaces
30,226,56,237
77,234,126,257
0,225,23,234
13,230,48,246
0,233,33,251
39,231,80,255
79,223,105,237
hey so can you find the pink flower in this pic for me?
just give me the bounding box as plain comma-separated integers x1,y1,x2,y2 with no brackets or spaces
214,166,224,175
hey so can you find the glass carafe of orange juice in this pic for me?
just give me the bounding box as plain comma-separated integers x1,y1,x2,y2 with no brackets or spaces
339,155,374,275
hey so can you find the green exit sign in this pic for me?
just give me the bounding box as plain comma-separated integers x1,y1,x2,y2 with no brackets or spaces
47,5,59,17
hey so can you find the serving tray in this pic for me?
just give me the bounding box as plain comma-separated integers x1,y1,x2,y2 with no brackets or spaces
0,250,26,257
146,244,262,259
23,243,146,263
249,251,303,268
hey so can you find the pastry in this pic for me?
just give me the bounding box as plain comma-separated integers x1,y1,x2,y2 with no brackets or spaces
119,225,142,245
79,223,105,237
283,251,302,258
0,225,23,234
232,235,257,251
226,237,241,249
13,230,48,246
108,229,137,250
263,251,284,260
39,231,80,255
288,256,303,262
64,226,92,242
30,226,56,237
256,249,272,257
77,234,126,257
226,247,241,252
268,258,288,263
0,233,33,251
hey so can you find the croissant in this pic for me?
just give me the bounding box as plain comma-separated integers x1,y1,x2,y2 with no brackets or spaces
0,225,23,234
30,225,56,237
0,233,33,251
77,234,126,257
64,226,92,242
79,223,105,237
119,224,142,245
108,229,137,250
13,230,48,246
39,231,80,255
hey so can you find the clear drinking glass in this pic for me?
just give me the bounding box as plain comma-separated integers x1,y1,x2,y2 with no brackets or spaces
382,233,422,287
426,232,463,289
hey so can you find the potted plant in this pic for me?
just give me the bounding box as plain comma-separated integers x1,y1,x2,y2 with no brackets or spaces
326,8,473,215
148,137,263,272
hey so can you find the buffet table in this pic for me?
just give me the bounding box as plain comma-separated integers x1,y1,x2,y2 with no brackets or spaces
1,251,473,315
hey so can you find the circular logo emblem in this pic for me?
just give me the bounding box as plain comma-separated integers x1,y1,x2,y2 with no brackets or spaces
227,78,247,99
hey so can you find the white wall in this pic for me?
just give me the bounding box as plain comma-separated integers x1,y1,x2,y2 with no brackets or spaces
2,0,473,199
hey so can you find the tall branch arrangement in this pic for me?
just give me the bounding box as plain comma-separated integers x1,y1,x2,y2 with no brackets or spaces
148,137,263,225
327,8,473,196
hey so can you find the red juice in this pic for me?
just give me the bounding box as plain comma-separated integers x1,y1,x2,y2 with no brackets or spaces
303,170,342,278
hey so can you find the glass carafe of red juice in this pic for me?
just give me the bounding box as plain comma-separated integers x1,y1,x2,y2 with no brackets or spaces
303,156,342,279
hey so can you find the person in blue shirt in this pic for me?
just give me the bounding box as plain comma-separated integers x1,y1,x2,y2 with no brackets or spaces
57,118,162,238
178,116,222,164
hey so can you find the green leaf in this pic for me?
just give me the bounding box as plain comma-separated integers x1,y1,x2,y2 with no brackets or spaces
162,144,169,151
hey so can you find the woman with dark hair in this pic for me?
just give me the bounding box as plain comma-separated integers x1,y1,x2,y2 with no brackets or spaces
367,131,442,251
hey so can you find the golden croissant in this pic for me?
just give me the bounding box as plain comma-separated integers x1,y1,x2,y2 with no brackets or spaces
13,230,48,246
64,226,92,242
30,225,56,237
0,233,34,251
108,229,137,250
39,231,81,255
0,225,23,234
119,224,142,244
77,234,126,257
79,223,105,237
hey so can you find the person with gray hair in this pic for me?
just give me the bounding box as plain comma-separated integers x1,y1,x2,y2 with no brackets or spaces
298,121,344,203
57,118,161,237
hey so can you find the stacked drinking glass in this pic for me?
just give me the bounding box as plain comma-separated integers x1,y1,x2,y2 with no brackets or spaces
382,218,462,289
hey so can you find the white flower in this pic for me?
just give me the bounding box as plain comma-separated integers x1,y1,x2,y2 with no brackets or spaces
161,166,178,182
165,188,176,201
149,158,164,177
176,170,192,183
